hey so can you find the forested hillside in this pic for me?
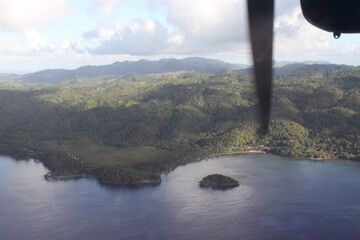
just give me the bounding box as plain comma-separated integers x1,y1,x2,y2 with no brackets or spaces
0,67,358,184
11,57,244,85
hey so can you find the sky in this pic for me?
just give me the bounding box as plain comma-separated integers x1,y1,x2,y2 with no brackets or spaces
1,0,360,73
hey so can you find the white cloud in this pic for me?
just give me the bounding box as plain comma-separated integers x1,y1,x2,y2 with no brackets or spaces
343,43,360,54
1,0,360,72
24,31,46,50
163,0,247,51
84,0,334,58
167,34,184,45
0,28,89,60
87,0,126,15
156,0,301,54
274,7,332,58
0,0,70,32
90,19,174,55
275,0,299,16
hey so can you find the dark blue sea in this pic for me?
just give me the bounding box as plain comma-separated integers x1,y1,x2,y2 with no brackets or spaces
1,154,360,240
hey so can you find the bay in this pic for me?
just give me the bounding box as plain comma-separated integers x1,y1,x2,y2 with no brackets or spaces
1,153,360,240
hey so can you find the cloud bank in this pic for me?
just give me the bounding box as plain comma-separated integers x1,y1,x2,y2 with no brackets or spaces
90,19,171,55
0,0,70,32
0,0,360,72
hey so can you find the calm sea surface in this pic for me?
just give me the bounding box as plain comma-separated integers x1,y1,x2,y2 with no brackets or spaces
1,154,360,240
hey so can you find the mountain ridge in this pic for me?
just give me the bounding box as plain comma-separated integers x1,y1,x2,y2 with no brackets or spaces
1,57,354,85
15,57,243,84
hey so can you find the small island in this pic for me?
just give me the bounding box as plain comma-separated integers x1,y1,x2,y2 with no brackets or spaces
199,174,239,188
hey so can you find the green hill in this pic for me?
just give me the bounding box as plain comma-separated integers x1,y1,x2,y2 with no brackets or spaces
0,67,358,185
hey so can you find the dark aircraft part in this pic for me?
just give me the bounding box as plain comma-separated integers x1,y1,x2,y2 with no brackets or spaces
301,0,360,36
333,32,341,39
247,0,360,134
247,0,274,134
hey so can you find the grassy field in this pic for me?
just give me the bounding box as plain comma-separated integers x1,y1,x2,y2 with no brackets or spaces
42,140,172,167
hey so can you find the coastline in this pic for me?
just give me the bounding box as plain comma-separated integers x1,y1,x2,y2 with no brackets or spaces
308,157,334,161
196,150,358,165
44,172,93,181
43,150,266,184
44,171,161,186
0,146,162,186
202,150,266,159
1,145,357,187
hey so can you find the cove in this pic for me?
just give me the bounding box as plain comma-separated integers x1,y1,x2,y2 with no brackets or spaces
1,154,360,240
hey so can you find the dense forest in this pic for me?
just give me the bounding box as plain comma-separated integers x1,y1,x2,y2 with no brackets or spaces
0,65,359,184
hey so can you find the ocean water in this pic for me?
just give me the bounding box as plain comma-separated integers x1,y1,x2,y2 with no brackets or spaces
1,154,360,240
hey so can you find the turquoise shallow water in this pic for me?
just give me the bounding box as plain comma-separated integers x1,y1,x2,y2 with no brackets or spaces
1,153,360,240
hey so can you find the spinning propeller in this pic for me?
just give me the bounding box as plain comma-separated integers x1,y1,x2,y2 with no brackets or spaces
247,0,360,134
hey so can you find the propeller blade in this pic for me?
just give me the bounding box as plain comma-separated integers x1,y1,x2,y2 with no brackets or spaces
247,0,274,134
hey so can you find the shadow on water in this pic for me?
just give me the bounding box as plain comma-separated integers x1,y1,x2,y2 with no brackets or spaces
97,181,161,191
44,172,161,190
44,175,94,182
199,184,239,191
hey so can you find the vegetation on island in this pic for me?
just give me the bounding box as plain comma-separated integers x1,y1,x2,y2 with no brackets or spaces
0,62,359,185
200,174,239,188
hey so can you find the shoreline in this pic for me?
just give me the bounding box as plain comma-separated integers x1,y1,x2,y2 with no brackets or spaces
1,148,357,187
42,151,356,186
44,171,161,186
196,150,359,165
44,172,93,181
202,150,266,159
